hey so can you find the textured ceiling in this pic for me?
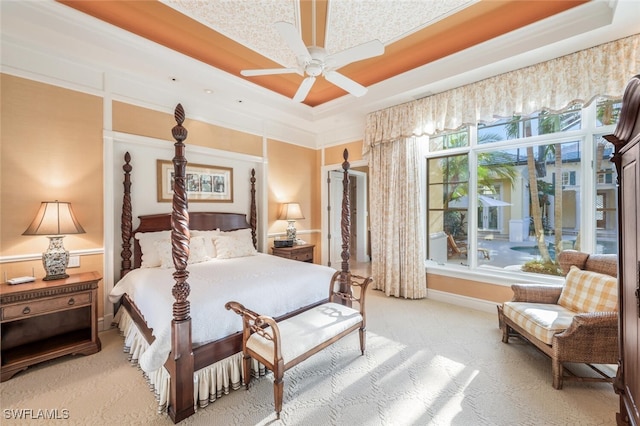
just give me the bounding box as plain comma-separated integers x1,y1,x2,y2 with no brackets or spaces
162,0,476,69
57,0,587,107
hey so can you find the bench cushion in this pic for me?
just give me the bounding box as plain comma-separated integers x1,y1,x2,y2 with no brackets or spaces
247,302,363,363
558,266,618,313
502,302,576,345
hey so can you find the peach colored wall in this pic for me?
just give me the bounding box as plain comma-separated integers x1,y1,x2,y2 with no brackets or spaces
266,139,321,261
0,74,105,313
324,140,364,165
113,102,263,157
427,272,514,303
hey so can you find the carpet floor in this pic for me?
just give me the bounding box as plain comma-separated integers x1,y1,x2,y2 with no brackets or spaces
1,289,617,425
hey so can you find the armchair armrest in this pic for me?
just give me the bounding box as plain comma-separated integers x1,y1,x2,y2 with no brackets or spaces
510,284,564,303
553,311,618,363
561,311,618,331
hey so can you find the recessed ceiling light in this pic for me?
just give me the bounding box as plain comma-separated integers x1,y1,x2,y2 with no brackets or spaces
204,89,213,94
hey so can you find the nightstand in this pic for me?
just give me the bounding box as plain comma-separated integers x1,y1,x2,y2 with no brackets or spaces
1,271,102,382
272,244,315,263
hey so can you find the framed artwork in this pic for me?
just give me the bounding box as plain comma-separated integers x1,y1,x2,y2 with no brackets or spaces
157,160,233,202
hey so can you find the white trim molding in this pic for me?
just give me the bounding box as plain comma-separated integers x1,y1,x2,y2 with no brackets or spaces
426,288,499,314
0,248,104,264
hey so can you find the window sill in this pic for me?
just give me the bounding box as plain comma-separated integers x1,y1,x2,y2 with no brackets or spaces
424,260,565,287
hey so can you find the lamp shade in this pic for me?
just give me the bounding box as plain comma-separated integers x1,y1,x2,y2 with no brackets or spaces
278,202,305,221
23,201,86,236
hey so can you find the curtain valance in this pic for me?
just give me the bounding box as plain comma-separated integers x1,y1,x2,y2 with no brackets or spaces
364,34,640,153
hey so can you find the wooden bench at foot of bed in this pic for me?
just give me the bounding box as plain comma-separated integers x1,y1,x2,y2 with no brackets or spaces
225,270,372,419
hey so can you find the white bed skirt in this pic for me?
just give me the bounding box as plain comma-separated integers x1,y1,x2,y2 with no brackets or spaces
114,309,265,413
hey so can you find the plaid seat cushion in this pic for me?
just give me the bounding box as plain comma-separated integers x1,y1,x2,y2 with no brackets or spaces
503,302,576,345
558,266,618,313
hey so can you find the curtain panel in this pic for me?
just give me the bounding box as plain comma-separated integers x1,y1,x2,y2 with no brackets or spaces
364,34,640,151
369,136,426,299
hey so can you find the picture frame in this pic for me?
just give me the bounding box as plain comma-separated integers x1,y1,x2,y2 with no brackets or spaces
157,160,233,202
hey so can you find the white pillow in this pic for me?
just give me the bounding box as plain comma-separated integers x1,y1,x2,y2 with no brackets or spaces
135,231,171,268
213,233,257,259
189,236,210,264
221,228,254,243
191,229,222,258
155,236,210,269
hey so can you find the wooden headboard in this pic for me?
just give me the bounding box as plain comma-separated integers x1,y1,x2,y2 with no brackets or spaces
120,150,258,277
131,212,252,270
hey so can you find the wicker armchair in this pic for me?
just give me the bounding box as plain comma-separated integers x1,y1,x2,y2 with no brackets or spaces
497,250,618,389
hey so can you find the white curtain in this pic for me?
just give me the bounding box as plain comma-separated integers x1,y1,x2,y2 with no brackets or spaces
369,136,426,299
363,34,639,298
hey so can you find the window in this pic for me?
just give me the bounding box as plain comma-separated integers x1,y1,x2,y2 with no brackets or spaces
426,102,619,275
429,128,469,151
427,155,469,234
594,136,617,250
597,172,613,184
562,171,576,186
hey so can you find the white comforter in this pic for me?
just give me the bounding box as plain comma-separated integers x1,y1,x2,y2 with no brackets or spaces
109,253,336,372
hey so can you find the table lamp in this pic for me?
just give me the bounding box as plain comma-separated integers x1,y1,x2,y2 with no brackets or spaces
278,202,304,241
23,201,86,280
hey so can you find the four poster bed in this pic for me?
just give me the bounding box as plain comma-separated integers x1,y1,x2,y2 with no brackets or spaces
109,104,361,423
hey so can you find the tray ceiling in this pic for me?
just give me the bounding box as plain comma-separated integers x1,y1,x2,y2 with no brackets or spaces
56,0,586,107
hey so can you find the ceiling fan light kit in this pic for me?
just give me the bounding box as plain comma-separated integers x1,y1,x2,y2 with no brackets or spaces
241,21,384,102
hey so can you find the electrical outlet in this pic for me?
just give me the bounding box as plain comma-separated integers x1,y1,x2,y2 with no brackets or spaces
68,256,80,268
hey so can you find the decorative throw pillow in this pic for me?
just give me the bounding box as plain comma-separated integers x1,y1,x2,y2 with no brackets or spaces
558,266,618,313
213,233,257,259
191,230,222,258
135,231,171,268
155,236,210,268
188,236,210,264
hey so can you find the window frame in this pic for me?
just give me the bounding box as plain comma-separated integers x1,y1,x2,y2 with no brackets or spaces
423,101,619,285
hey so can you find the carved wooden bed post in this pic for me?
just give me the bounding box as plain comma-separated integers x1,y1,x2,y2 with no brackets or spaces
121,152,133,277
339,149,353,307
167,104,195,423
250,168,257,248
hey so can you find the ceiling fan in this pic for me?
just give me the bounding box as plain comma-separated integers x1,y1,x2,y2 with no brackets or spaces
241,21,384,102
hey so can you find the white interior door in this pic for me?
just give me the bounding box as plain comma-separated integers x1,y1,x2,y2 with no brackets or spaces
328,170,343,268
328,170,369,268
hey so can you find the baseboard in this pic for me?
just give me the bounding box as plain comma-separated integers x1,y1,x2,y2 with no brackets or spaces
426,289,499,314
100,313,114,331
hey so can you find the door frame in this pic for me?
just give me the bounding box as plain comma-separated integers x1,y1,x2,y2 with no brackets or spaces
320,159,368,266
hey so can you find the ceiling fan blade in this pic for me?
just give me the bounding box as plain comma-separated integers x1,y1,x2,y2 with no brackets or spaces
274,21,311,62
241,68,299,77
324,71,367,97
326,39,385,70
293,76,316,102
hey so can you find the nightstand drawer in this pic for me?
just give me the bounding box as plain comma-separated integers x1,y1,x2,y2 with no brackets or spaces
291,250,313,262
2,292,91,321
272,244,315,263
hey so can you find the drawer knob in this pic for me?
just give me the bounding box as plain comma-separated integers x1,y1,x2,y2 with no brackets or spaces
22,306,31,315
68,298,75,306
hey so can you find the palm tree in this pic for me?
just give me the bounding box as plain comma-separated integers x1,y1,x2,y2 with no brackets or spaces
506,116,553,261
538,112,564,258
526,146,552,261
